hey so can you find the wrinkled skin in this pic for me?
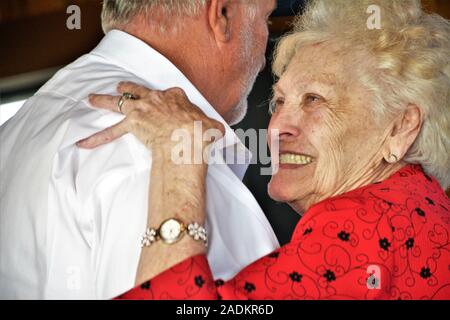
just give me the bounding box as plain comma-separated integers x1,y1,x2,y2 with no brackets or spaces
77,82,225,157
267,43,408,213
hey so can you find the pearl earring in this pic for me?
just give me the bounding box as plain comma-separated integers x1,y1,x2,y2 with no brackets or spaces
387,154,398,163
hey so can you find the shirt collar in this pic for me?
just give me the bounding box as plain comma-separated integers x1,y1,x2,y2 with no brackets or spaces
90,30,253,177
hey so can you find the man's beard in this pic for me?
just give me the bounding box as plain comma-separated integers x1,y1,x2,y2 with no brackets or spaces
227,70,259,126
228,48,262,125
227,99,248,126
227,19,265,126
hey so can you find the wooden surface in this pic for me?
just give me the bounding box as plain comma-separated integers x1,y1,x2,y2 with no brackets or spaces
1,0,450,79
0,0,94,23
0,0,103,79
423,0,450,17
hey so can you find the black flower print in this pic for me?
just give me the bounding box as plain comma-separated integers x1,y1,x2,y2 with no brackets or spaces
420,267,432,279
405,238,414,250
289,272,303,283
303,228,313,236
215,280,225,287
324,270,336,282
244,282,256,293
425,197,435,205
194,275,205,288
415,207,426,217
268,252,280,259
379,238,391,251
140,281,151,290
337,231,350,242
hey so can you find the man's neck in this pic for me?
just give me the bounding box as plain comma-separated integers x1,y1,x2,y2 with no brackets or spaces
121,23,228,120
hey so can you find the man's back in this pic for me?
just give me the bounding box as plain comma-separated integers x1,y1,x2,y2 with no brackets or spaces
0,30,279,299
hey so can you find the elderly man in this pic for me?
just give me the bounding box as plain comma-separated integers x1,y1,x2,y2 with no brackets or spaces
0,0,278,299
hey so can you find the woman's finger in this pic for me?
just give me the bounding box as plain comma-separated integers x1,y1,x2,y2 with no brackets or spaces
76,119,129,149
88,94,135,115
117,81,151,98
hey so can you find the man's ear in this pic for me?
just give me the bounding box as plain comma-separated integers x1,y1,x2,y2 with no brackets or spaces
383,104,423,163
208,0,238,44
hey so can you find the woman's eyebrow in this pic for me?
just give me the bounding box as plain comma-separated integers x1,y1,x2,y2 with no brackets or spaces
272,73,338,98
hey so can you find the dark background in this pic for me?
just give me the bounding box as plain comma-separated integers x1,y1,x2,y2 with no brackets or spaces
1,0,449,245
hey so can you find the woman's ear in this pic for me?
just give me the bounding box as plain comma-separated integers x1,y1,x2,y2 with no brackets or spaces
383,104,423,163
208,0,238,44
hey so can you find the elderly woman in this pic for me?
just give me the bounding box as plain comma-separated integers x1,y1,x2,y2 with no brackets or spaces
79,0,449,299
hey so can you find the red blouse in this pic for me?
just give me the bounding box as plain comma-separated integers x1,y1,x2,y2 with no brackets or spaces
118,165,450,300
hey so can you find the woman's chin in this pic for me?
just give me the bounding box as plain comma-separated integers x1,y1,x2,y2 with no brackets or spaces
268,181,297,203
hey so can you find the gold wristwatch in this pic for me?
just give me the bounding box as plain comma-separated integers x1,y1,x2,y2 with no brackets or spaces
141,218,208,248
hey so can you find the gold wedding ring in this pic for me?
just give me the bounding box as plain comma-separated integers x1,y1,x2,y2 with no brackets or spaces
117,92,136,114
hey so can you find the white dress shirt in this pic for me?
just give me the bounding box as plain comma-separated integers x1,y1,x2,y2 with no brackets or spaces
0,30,279,299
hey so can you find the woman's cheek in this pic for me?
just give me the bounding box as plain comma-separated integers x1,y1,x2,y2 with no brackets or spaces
308,113,346,197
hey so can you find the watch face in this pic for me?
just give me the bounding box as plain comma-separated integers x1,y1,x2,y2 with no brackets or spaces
159,219,182,244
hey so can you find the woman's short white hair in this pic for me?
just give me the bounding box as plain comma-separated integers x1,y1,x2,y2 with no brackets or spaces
101,0,207,33
274,0,450,188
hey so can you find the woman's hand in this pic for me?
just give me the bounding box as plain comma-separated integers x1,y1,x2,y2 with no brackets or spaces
77,81,225,161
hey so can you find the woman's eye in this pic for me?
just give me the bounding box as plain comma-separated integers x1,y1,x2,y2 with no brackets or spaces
304,94,322,105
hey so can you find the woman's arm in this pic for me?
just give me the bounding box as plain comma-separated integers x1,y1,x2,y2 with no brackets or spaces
77,82,224,285
116,200,394,300
134,150,208,285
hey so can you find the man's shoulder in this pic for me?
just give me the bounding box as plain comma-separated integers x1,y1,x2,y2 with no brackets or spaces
0,49,152,175
36,52,146,104
20,51,151,147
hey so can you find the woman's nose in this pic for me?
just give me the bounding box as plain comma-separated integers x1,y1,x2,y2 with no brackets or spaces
268,111,301,143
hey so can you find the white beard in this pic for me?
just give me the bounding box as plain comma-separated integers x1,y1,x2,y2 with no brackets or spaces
227,69,259,126
228,97,249,126
227,19,264,126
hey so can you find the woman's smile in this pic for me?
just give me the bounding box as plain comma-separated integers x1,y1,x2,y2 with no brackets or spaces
278,152,314,169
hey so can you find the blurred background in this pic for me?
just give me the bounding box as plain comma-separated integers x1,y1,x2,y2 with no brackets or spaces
0,0,449,245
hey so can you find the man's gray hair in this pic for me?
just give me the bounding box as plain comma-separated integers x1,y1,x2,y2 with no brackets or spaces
101,0,207,33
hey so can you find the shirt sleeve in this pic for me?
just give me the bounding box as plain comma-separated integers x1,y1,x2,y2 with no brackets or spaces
116,205,394,300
